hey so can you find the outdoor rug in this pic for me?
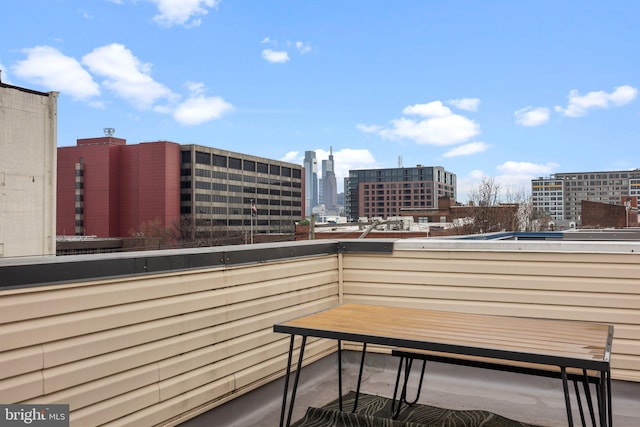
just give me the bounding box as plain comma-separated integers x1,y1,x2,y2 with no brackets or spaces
292,391,539,427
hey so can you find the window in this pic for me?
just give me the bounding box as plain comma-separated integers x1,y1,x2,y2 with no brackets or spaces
213,154,227,167
229,157,242,169
181,150,191,163
196,151,210,165
243,160,256,172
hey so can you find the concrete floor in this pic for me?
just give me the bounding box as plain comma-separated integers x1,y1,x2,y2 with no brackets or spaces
180,351,640,427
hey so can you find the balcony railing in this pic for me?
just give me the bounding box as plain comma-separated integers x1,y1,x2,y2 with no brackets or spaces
1,238,639,425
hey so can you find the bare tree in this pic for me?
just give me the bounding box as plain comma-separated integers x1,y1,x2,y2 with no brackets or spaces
459,176,534,234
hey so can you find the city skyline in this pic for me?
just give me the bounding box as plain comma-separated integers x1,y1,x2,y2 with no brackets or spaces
2,1,639,202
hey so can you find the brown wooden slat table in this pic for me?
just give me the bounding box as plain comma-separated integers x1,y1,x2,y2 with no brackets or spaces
273,303,613,427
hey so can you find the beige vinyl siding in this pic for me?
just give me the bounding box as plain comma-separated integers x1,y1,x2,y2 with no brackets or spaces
1,240,639,426
341,243,640,382
0,255,339,426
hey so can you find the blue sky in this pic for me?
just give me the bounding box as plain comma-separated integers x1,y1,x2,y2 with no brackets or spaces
2,1,638,202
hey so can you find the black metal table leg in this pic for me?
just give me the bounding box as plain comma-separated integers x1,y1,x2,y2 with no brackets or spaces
338,339,343,412
572,379,586,427
403,358,426,406
561,367,574,427
390,356,406,419
606,369,613,427
580,369,596,427
351,342,367,413
280,335,307,427
279,335,296,427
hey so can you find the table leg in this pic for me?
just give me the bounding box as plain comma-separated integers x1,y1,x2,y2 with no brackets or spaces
338,339,343,412
390,356,406,419
352,342,367,413
606,368,613,427
561,367,574,426
279,335,307,427
572,379,586,426
279,335,295,427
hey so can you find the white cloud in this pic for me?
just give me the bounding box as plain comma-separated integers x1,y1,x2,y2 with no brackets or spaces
172,80,233,125
448,98,480,112
151,0,220,28
355,123,382,133
82,43,175,110
497,161,558,176
380,115,480,146
281,151,299,163
12,46,100,100
262,49,290,63
295,41,312,54
360,100,480,146
555,85,638,118
494,161,559,198
173,95,233,125
443,142,489,158
514,106,550,127
0,63,10,84
403,101,451,117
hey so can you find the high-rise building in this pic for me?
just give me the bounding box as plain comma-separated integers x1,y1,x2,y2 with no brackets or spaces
57,135,181,238
0,80,58,257
532,169,640,224
345,165,456,221
303,151,318,216
180,145,303,237
320,147,338,213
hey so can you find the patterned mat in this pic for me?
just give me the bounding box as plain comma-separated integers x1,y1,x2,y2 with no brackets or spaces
292,391,539,427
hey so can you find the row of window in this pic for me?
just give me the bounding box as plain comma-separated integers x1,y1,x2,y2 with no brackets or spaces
193,218,300,227
181,206,302,217
363,195,433,202
191,194,298,205
186,150,301,179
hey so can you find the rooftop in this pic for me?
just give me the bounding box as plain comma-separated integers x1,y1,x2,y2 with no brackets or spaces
1,237,639,426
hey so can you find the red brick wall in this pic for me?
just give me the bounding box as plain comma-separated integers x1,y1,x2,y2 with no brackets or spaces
57,139,181,238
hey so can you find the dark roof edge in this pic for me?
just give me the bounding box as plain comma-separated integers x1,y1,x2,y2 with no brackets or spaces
0,81,53,97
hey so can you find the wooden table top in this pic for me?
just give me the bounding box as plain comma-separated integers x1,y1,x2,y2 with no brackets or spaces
274,304,613,371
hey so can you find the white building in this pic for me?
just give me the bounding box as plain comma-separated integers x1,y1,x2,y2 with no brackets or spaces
0,79,58,257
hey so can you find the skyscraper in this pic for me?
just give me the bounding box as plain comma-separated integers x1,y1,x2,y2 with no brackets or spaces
322,147,338,213
303,151,318,216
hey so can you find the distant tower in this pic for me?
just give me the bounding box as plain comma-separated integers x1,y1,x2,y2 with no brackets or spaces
398,156,403,168
322,147,338,213
104,128,116,137
303,151,318,216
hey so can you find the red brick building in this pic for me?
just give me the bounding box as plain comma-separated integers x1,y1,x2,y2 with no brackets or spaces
581,197,638,228
57,136,181,238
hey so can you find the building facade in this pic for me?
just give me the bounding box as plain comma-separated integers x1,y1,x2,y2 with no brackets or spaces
0,81,58,257
180,145,303,238
345,165,457,221
57,136,181,238
532,170,640,224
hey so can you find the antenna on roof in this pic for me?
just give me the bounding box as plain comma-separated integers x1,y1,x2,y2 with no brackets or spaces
104,128,115,137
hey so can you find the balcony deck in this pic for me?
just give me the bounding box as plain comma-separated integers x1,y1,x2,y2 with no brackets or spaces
181,351,640,427
1,236,639,426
